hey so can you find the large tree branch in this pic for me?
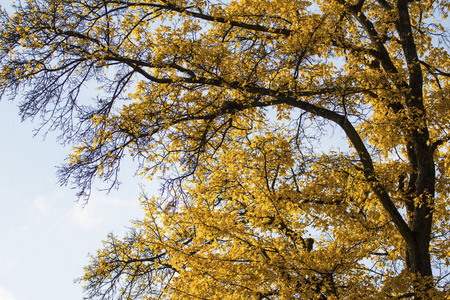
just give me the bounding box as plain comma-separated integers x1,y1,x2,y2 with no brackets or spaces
276,94,413,244
106,0,293,36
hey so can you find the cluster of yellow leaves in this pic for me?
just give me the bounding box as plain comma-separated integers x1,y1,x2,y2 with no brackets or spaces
82,125,446,298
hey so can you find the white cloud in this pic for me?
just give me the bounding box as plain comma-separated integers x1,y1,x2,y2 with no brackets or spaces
33,196,51,219
0,286,17,300
69,192,141,231
70,201,103,230
29,191,67,224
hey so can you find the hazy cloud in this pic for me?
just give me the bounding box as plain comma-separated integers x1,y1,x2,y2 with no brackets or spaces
0,286,17,300
33,196,51,219
69,192,141,231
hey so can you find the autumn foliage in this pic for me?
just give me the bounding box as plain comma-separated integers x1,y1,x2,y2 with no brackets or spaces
1,0,450,298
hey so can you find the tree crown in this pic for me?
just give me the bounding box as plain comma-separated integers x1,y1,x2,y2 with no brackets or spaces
1,0,450,298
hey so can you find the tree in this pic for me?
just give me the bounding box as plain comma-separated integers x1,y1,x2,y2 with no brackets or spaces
1,0,450,298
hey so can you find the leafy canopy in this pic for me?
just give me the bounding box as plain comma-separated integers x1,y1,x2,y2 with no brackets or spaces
1,0,450,298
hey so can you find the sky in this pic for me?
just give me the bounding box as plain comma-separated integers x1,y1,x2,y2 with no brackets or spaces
0,85,150,300
0,1,155,299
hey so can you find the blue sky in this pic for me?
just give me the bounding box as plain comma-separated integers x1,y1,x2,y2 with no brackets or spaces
0,1,153,299
0,92,151,300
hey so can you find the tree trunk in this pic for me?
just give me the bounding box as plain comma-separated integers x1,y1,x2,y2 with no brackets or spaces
407,143,435,299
